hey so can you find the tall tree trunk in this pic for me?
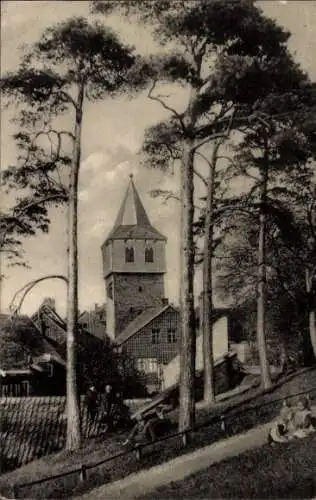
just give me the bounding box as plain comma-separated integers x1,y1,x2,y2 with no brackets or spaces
257,160,272,390
202,145,219,404
179,137,196,432
305,267,316,359
66,83,84,451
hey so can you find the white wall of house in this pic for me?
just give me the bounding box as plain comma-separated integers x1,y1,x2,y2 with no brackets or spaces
163,315,229,389
230,341,251,363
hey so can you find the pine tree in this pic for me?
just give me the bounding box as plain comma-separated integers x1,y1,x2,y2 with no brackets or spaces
1,17,139,450
93,0,308,422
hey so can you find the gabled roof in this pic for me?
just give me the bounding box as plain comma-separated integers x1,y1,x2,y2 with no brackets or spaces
79,305,106,340
0,313,64,370
104,175,166,244
116,304,179,345
32,304,106,354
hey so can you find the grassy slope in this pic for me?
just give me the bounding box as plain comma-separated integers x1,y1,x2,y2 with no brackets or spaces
0,367,315,499
139,433,316,499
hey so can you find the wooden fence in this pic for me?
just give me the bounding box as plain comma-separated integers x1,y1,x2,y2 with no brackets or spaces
6,385,316,499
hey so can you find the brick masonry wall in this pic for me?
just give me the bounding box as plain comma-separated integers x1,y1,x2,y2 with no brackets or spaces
113,273,165,336
103,239,166,276
123,310,179,365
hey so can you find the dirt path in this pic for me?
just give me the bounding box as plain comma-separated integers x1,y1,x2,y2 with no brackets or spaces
78,422,272,500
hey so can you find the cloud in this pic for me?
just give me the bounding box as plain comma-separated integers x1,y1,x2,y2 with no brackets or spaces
81,152,110,173
2,0,316,316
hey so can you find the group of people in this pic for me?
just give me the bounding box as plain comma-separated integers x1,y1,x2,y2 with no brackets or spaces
85,384,130,431
86,384,315,447
268,395,316,444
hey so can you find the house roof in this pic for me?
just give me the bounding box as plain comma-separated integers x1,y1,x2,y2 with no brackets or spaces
104,175,166,244
0,313,64,370
115,304,229,346
78,306,106,340
116,304,178,345
32,304,106,353
0,368,33,377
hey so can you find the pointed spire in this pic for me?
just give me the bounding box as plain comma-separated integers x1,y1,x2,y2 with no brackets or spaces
105,176,166,242
113,175,151,228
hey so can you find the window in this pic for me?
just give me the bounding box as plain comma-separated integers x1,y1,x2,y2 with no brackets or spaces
167,328,177,343
152,328,160,344
145,247,154,263
136,358,158,373
125,246,134,263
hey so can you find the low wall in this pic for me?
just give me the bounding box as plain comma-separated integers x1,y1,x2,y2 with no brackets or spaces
163,317,229,389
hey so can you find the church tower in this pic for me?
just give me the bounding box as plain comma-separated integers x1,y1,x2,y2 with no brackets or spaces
101,175,167,340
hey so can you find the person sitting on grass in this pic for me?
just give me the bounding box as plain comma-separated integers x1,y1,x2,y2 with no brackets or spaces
268,396,316,444
122,413,156,447
122,405,173,447
268,399,295,444
291,395,316,439
148,405,173,439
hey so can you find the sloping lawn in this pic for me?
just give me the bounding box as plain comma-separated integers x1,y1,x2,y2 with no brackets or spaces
139,433,316,499
0,367,315,499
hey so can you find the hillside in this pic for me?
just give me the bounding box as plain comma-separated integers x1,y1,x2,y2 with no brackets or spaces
0,366,315,500
140,432,316,499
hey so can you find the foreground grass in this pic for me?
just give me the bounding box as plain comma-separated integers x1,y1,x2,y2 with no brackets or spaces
139,433,316,499
1,367,315,499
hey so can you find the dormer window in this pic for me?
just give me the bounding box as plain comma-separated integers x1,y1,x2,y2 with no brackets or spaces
145,241,154,263
125,240,134,263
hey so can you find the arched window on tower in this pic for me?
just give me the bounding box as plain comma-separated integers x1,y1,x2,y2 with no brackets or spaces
125,241,134,263
145,241,154,263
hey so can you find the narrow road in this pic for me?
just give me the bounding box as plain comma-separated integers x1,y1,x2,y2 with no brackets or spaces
78,422,272,500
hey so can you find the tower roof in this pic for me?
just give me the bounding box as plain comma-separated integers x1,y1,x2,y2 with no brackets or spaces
104,175,166,243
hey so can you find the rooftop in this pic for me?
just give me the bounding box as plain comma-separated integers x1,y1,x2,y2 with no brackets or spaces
116,303,178,345
104,175,166,244
0,313,63,370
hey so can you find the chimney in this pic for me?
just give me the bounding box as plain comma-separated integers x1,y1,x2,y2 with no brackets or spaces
161,298,169,307
42,297,56,311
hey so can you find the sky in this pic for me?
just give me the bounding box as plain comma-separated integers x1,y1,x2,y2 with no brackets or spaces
1,0,316,317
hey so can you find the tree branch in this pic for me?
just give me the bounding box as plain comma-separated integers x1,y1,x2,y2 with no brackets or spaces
51,90,78,111
195,109,253,142
150,189,203,211
192,160,208,187
10,274,68,315
0,193,68,249
148,80,185,129
194,110,236,151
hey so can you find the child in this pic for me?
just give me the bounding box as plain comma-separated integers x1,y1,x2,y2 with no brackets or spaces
268,399,294,444
292,396,315,439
